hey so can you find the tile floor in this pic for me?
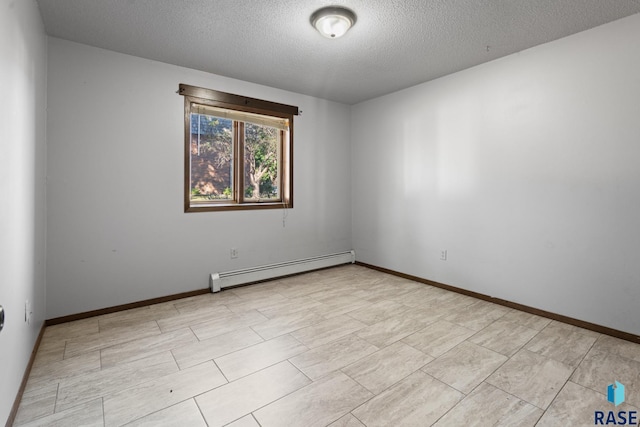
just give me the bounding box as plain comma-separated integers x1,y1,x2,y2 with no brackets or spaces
13,264,640,426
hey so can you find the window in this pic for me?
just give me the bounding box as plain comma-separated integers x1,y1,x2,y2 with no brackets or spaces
179,84,298,212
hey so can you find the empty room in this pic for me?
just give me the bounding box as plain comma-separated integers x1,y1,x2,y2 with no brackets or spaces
2,1,640,426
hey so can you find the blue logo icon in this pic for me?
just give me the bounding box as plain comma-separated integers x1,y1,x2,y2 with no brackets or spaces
608,381,625,406
595,382,635,425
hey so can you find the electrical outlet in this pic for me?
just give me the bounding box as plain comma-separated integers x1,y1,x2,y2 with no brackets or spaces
440,250,447,261
230,248,239,259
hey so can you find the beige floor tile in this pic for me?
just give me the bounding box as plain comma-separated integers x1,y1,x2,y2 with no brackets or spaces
17,266,640,427
317,281,361,293
225,293,290,314
275,284,322,300
267,276,309,288
250,309,326,340
328,414,366,427
402,320,475,358
28,351,101,388
124,399,207,427
380,289,426,303
347,299,410,325
386,276,425,290
525,322,597,367
32,338,66,366
156,304,235,332
349,282,375,294
103,360,227,426
306,286,359,303
43,318,100,341
400,306,444,324
172,327,264,369
348,285,412,303
393,287,448,307
536,381,639,427
547,320,602,339
229,282,285,299
56,351,178,412
97,303,180,331
64,320,161,359
323,264,365,278
100,328,197,368
273,277,312,288
423,341,508,394
253,371,372,427
214,334,308,381
398,298,449,316
225,415,260,427
591,334,640,363
257,296,324,318
468,319,540,356
353,266,389,280
13,383,58,426
348,277,386,288
342,286,374,298
311,298,372,319
433,382,543,426
15,399,103,427
352,371,463,427
290,334,378,380
487,349,574,409
308,280,356,294
197,361,311,427
173,292,242,314
444,300,509,331
438,292,479,311
347,277,384,291
342,341,433,394
500,310,551,330
171,292,220,305
410,292,476,316
356,316,429,348
571,346,640,408
290,315,367,348
189,310,268,341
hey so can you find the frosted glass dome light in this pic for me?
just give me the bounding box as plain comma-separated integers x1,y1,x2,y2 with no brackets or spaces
311,6,357,39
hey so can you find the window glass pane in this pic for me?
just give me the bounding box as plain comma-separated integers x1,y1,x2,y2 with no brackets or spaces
190,113,233,201
243,122,281,201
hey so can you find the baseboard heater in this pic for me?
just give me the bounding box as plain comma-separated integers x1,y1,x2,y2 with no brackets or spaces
209,250,356,292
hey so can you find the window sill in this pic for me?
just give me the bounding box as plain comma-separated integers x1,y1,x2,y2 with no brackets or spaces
185,201,292,213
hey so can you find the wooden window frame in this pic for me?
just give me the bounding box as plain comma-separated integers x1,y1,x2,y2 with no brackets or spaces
180,84,297,212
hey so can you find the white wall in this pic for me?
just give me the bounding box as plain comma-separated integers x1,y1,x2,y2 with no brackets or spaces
351,13,640,335
46,38,352,319
0,0,47,423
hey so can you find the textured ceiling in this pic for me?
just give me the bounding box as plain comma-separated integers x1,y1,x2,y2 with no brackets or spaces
36,0,640,104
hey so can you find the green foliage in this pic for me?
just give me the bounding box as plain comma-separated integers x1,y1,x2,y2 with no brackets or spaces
259,181,277,197
195,116,233,165
193,114,280,200
244,123,278,198
245,123,277,178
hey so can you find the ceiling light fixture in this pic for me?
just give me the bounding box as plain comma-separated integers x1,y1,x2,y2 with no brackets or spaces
310,6,357,39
